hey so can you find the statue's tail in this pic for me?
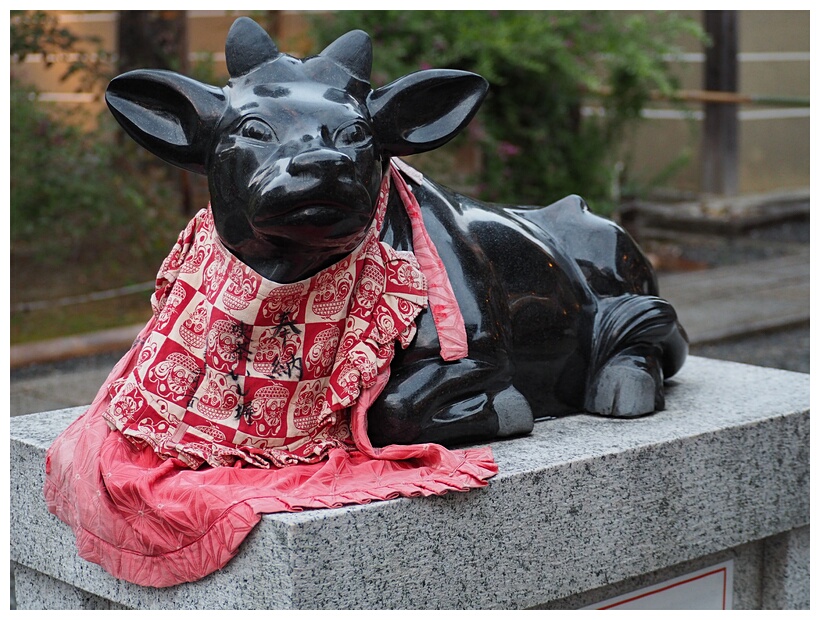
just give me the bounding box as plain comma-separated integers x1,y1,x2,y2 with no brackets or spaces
585,294,688,415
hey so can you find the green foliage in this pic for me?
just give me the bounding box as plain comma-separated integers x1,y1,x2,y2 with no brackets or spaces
10,10,81,58
10,79,185,267
10,11,192,342
10,11,186,269
310,10,704,213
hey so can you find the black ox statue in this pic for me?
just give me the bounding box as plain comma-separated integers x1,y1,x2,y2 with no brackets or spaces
105,17,688,448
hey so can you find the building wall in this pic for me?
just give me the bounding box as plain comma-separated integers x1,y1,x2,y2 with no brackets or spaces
10,10,809,197
623,10,809,196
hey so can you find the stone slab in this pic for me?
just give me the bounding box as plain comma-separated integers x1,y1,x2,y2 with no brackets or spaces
761,525,810,609
622,188,809,235
536,539,763,609
12,564,127,610
10,356,809,609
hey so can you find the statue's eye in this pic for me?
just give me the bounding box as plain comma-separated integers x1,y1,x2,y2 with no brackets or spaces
334,121,372,148
239,119,275,143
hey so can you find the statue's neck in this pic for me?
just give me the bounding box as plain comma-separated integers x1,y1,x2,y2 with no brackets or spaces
225,236,357,284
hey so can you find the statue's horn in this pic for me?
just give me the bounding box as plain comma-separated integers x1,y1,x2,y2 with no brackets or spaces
225,17,280,78
319,30,372,83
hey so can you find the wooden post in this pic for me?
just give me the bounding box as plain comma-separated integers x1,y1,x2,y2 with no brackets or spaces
701,10,739,196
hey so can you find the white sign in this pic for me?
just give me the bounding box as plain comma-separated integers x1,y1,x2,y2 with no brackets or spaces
584,560,734,610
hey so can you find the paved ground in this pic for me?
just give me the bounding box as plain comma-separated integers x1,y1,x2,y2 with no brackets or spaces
11,350,125,418
659,246,810,346
690,325,809,374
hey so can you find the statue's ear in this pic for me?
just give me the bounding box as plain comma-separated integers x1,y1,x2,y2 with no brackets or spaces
367,69,488,157
105,69,227,175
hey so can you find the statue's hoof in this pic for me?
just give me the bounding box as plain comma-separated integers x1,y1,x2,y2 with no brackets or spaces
494,385,534,436
586,359,663,418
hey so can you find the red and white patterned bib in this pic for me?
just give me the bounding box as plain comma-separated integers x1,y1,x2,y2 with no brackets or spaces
45,160,494,588
103,168,428,468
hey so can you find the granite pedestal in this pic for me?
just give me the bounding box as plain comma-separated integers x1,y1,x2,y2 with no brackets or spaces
10,357,809,609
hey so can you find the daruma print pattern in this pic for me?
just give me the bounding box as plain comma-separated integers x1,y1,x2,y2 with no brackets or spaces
103,170,428,469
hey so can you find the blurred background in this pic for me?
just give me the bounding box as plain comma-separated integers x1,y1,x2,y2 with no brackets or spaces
9,9,809,416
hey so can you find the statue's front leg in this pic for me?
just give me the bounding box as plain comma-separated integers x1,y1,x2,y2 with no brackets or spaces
367,357,533,447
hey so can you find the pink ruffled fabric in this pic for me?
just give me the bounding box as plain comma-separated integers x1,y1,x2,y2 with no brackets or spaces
43,159,497,588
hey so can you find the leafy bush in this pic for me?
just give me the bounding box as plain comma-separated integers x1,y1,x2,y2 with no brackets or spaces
10,11,200,343
10,79,185,267
310,10,704,213
10,10,188,268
